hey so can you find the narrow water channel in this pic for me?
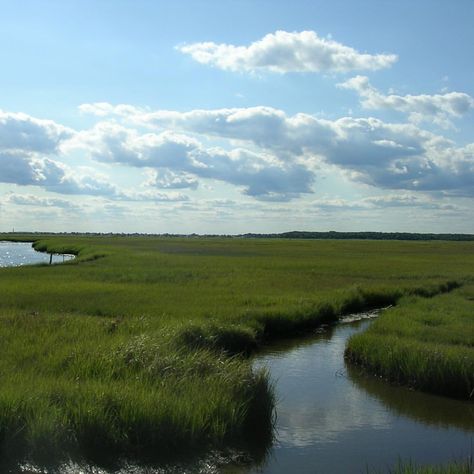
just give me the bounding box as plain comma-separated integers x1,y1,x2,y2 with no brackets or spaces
228,313,473,474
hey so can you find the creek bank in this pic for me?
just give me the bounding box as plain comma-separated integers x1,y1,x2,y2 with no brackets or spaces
178,280,460,358
230,314,474,474
345,287,474,400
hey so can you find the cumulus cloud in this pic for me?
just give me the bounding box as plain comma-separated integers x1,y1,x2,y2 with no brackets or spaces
0,151,120,196
93,104,474,197
177,30,397,73
0,110,72,153
338,76,474,128
0,109,124,198
0,151,191,204
74,121,315,201
0,151,42,185
5,105,474,205
113,106,337,156
0,109,194,204
107,105,431,166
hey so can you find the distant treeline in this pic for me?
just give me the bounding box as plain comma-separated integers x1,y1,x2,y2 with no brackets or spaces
2,230,474,241
239,231,474,241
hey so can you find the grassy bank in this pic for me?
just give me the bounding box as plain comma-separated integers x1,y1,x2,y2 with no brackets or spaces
345,285,474,399
372,457,473,473
0,235,473,467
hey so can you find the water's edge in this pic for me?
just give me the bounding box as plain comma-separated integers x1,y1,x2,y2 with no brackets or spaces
0,241,75,267
229,310,473,474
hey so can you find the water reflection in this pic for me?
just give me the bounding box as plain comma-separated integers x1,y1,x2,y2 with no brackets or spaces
347,364,474,432
0,241,75,267
237,316,474,474
254,321,392,448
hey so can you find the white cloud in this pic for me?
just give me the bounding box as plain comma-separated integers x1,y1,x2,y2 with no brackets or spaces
0,151,120,197
78,102,139,118
118,189,190,202
90,104,474,197
0,110,122,198
307,193,461,213
1,151,42,185
118,106,337,156
4,105,474,211
177,30,397,73
146,170,199,190
360,193,459,211
5,193,80,209
74,121,315,201
0,149,191,202
310,198,369,211
0,110,72,153
0,110,193,204
338,75,474,128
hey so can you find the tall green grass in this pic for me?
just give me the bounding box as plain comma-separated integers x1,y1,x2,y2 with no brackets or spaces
0,310,274,467
370,457,473,473
0,234,473,467
346,285,474,399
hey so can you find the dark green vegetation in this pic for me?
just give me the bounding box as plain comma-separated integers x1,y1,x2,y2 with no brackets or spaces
0,235,473,468
242,231,474,241
372,458,473,474
346,285,474,399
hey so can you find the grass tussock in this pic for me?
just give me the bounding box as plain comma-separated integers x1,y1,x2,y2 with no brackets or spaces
0,234,473,466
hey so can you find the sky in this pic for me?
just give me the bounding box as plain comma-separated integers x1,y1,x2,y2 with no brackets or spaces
1,0,473,234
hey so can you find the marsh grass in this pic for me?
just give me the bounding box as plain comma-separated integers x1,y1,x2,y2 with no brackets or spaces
0,311,274,467
370,457,474,473
0,235,473,467
346,286,474,398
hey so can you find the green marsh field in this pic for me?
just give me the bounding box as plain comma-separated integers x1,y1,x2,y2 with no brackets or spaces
0,235,473,469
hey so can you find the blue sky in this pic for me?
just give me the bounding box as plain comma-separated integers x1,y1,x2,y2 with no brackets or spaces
1,0,473,233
